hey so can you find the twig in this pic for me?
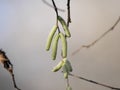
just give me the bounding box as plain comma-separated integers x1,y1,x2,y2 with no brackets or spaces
72,16,120,56
51,0,59,19
9,69,21,90
42,0,65,12
5,62,21,90
69,73,120,90
0,49,21,90
9,64,21,90
67,0,71,27
66,0,71,88
51,0,61,33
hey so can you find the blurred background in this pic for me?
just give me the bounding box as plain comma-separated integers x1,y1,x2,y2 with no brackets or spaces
0,0,120,90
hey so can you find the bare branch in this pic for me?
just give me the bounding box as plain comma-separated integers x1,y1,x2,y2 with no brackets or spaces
67,0,71,27
10,71,21,90
51,0,59,18
69,73,120,90
72,16,120,56
0,50,21,90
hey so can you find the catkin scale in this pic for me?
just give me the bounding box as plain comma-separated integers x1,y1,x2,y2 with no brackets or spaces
59,33,67,58
52,34,60,60
52,60,64,72
46,25,58,51
64,72,68,79
58,16,71,37
65,60,72,72
62,58,72,79
66,86,72,90
62,59,69,79
63,65,69,79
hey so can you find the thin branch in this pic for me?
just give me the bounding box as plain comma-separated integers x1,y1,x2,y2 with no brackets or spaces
72,16,120,56
0,49,21,90
9,68,21,90
51,0,58,19
51,0,61,33
69,73,120,90
3,61,21,90
66,0,71,88
42,0,65,12
67,0,71,27
4,61,21,90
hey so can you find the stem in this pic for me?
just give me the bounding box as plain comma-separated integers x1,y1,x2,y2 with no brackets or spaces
66,78,70,87
51,0,60,33
11,73,21,90
67,0,71,27
9,66,21,90
66,0,71,88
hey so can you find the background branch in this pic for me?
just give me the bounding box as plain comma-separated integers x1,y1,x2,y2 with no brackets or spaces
42,0,65,12
72,16,120,56
69,73,120,90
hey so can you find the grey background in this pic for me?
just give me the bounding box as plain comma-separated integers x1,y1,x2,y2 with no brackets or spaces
0,0,120,90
